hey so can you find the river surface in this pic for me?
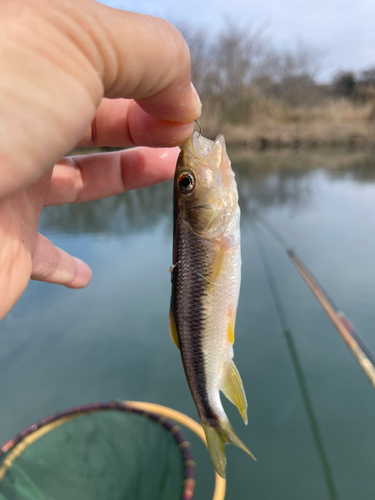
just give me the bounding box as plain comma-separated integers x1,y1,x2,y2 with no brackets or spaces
1,149,375,499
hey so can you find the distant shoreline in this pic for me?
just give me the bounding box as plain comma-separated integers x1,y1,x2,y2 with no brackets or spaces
223,130,374,150
200,100,375,150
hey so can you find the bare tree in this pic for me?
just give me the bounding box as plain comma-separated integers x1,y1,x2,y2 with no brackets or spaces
333,71,356,97
176,22,326,123
268,41,325,106
360,67,375,84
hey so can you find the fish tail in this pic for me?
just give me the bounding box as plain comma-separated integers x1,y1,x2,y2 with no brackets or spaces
201,419,256,478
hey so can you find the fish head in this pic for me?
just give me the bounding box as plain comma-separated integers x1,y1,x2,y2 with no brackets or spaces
174,132,238,239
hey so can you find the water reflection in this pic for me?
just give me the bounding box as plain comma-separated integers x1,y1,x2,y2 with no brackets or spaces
5,148,375,500
40,149,375,236
328,155,375,182
41,182,172,236
236,166,314,216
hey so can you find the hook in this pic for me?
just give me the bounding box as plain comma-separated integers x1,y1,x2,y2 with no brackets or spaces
194,120,202,138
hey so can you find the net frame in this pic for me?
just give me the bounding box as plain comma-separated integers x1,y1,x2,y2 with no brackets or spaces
0,401,196,500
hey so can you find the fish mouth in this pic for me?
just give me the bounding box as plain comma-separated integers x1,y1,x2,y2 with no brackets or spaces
190,132,224,160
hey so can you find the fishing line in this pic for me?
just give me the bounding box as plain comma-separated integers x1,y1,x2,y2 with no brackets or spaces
251,224,339,500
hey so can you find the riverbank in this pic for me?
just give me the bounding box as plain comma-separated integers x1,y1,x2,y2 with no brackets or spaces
228,147,375,175
201,99,375,150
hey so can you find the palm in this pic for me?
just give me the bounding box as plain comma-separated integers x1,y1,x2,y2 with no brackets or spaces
0,0,200,321
0,173,50,315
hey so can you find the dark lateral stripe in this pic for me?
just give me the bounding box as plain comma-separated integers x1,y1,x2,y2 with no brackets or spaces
172,219,218,424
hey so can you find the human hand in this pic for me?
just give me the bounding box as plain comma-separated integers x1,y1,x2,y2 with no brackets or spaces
0,0,201,320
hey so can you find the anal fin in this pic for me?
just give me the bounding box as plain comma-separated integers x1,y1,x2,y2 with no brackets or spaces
221,360,248,424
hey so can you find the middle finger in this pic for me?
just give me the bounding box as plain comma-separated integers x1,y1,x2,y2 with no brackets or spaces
44,146,180,206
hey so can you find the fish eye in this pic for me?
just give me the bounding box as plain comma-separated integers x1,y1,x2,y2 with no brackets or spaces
178,172,195,193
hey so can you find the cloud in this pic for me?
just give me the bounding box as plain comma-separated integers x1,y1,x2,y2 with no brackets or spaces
99,0,375,80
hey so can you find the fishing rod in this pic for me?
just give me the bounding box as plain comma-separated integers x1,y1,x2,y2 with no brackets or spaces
256,215,375,389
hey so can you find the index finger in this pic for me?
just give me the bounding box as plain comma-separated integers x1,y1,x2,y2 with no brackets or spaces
76,98,195,148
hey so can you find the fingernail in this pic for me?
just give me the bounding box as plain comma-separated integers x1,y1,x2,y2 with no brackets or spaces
191,82,202,106
70,257,92,288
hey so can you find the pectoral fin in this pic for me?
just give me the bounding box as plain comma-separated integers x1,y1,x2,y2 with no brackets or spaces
221,360,248,424
227,312,236,345
208,242,227,293
169,306,180,349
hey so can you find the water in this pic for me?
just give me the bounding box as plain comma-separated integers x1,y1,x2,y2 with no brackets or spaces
1,149,375,499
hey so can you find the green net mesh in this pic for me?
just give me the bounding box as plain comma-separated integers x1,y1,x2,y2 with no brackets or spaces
0,411,185,500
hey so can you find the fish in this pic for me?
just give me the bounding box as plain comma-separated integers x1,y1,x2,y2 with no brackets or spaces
169,131,255,478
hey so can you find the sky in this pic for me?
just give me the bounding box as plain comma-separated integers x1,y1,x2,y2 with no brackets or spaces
99,0,375,82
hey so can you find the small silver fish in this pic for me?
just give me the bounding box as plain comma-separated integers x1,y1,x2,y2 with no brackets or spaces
169,132,255,478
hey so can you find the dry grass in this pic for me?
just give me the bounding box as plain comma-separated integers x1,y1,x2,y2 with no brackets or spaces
200,98,375,149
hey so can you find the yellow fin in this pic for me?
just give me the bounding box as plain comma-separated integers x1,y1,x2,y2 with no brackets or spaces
201,419,256,478
221,360,248,424
168,306,179,349
208,243,227,293
227,312,236,344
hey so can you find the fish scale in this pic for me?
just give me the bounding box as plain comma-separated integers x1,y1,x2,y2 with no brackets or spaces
173,221,219,422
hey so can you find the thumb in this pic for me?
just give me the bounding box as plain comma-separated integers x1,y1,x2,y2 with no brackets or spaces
0,1,199,201
31,233,92,288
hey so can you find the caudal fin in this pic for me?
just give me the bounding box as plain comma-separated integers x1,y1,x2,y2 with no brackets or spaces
201,420,256,478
